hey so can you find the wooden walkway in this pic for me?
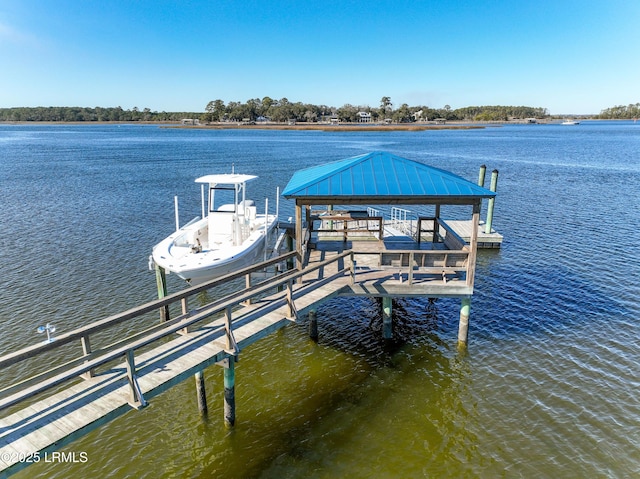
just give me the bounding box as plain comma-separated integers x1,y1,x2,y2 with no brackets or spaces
0,252,351,476
1,232,475,477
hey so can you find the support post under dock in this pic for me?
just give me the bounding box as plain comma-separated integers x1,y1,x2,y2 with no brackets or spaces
382,297,393,339
223,359,235,428
154,264,169,322
195,370,207,416
309,310,318,342
458,297,471,345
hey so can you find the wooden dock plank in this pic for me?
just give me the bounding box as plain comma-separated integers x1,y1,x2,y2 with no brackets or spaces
444,219,503,247
1,381,133,473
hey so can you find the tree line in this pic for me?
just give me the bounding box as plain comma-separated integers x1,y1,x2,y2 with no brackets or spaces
5,98,635,123
204,97,550,123
596,103,640,119
0,98,549,123
0,106,200,122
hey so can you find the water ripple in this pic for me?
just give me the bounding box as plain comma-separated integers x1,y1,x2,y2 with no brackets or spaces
3,123,640,479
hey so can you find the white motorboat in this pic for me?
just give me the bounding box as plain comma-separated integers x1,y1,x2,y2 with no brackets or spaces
561,119,580,125
151,173,278,284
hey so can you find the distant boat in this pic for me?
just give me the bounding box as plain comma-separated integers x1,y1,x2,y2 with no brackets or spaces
151,173,278,284
561,119,580,125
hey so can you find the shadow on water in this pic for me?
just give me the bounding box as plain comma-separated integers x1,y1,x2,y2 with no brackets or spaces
311,296,448,368
195,301,475,479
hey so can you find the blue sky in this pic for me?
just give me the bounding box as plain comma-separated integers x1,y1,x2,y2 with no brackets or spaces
1,0,638,115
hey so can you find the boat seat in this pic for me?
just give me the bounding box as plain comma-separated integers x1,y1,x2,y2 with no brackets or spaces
208,213,235,247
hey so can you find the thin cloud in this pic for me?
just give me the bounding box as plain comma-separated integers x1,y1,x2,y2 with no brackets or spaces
0,20,41,48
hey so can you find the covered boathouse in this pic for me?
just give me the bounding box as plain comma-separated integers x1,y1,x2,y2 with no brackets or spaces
281,151,497,345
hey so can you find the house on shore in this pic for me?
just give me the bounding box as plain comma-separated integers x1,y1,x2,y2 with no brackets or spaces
358,112,372,123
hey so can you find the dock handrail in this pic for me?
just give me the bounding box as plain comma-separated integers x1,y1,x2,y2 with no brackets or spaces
310,214,384,241
353,248,470,286
417,217,469,250
0,250,354,412
0,251,298,369
390,206,416,238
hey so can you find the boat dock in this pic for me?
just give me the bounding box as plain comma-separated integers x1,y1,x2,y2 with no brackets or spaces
0,235,473,476
0,252,332,476
1,152,501,476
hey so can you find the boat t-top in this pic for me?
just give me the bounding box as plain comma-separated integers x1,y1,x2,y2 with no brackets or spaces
151,173,278,284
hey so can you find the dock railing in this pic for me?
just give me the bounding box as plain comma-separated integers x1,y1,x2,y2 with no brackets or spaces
353,248,470,286
310,212,384,241
417,216,468,249
390,206,416,237
0,250,354,413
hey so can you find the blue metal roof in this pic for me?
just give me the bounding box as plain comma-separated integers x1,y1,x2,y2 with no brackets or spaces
282,151,496,200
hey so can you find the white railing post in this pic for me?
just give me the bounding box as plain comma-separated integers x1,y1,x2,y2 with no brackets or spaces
264,197,269,261
174,195,180,231
201,184,206,220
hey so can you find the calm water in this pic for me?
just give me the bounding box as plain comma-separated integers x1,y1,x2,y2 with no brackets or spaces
1,122,639,478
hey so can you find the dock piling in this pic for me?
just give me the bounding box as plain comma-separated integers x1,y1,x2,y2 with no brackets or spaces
458,297,471,345
286,234,295,270
309,310,319,341
478,165,487,218
154,264,170,322
223,358,236,428
478,164,487,187
195,370,207,416
382,297,393,339
484,169,499,234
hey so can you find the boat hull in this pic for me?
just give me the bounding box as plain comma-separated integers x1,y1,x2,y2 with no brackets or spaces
152,215,278,285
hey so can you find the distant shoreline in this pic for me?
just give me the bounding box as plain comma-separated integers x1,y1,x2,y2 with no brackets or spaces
3,118,620,131
0,120,488,131
165,123,488,131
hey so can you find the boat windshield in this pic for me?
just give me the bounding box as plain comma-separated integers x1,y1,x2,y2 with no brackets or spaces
209,186,237,213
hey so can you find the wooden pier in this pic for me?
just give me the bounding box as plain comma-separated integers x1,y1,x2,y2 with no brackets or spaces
0,251,345,476
1,153,500,477
0,225,477,476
